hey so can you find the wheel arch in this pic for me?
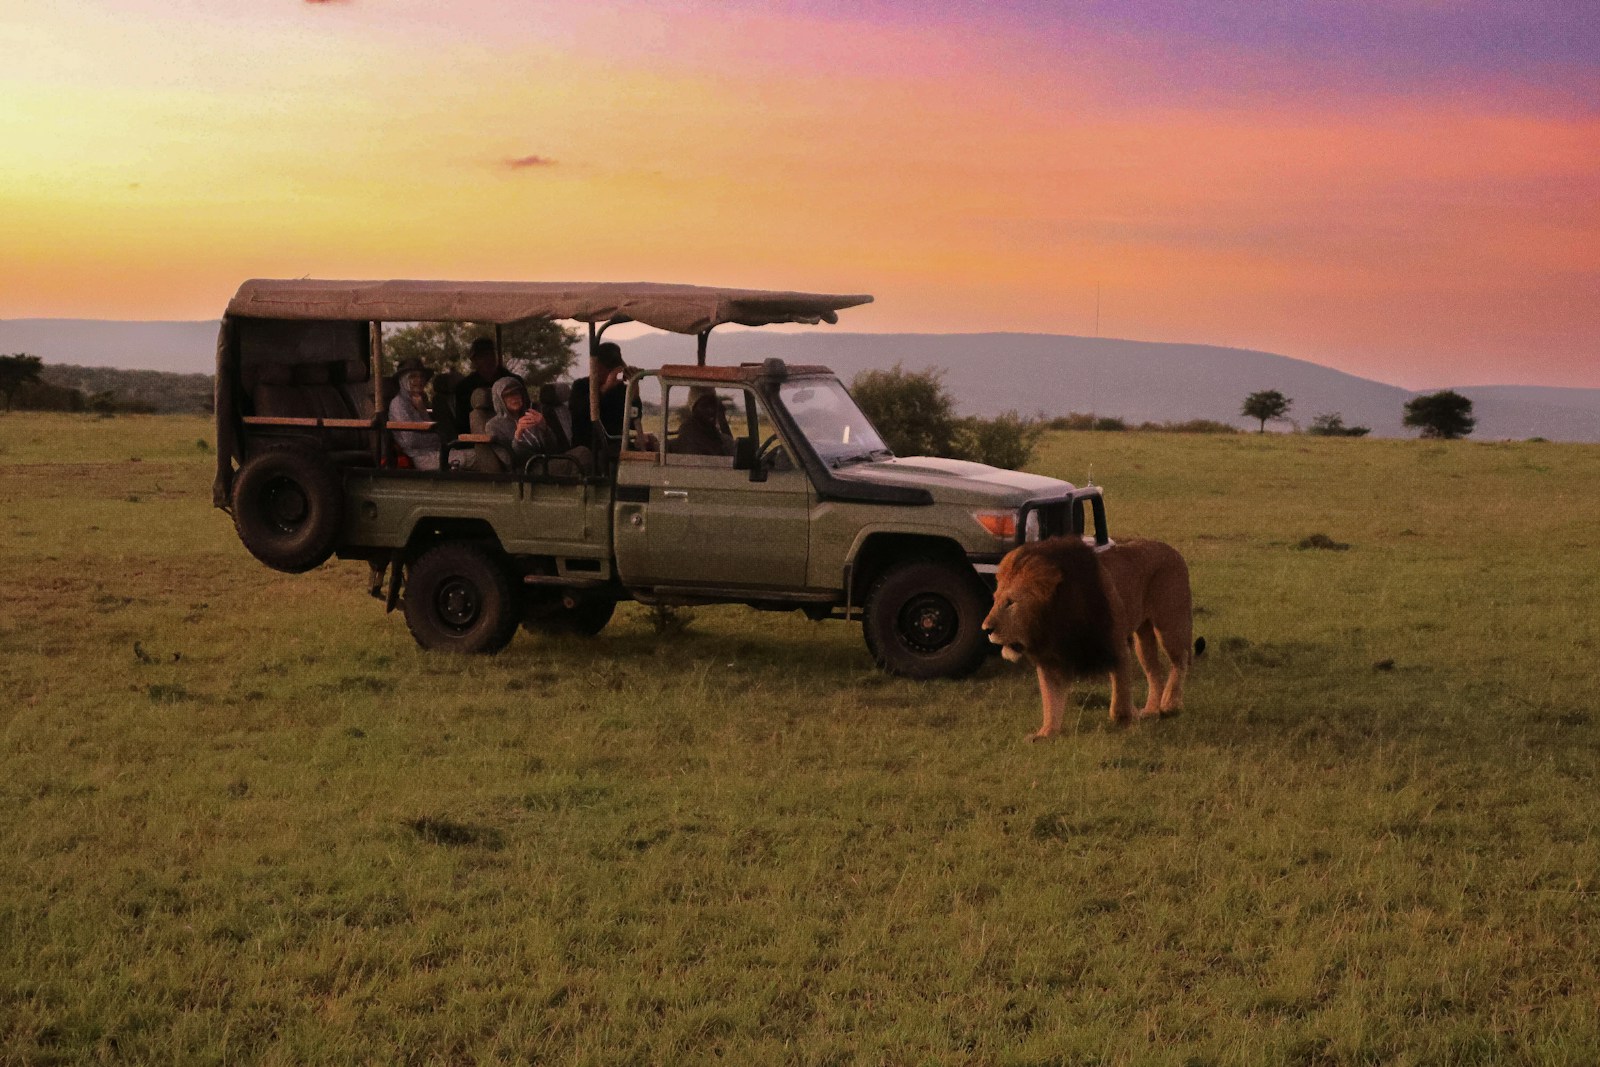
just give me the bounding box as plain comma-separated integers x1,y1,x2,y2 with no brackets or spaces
847,531,970,605
403,516,506,561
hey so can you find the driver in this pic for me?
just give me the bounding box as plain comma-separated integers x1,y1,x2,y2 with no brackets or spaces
670,387,735,457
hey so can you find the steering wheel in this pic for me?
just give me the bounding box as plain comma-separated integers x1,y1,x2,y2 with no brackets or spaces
755,434,780,464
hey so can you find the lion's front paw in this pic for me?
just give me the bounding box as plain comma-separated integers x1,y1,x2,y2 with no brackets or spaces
1029,730,1057,743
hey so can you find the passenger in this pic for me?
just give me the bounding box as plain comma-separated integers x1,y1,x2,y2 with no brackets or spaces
569,342,632,445
452,337,517,437
484,376,559,467
388,358,442,470
671,387,736,457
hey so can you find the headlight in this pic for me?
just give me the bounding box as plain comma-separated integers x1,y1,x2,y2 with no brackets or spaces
972,510,1018,539
1024,509,1041,541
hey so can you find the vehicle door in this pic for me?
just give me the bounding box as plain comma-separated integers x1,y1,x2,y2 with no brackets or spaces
612,376,810,589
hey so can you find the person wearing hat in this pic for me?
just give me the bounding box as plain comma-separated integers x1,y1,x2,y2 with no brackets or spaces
388,357,442,470
670,386,736,457
452,337,517,437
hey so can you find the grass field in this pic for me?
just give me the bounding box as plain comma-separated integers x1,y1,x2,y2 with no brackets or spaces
3,413,1599,1066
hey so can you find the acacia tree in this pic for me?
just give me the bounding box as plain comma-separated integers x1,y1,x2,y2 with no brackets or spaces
1403,390,1476,439
0,353,44,412
383,318,579,387
1241,389,1292,433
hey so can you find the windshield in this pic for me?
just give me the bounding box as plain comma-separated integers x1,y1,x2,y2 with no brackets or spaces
778,379,891,467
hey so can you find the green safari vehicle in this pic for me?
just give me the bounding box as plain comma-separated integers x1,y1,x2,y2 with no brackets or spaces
212,279,1108,679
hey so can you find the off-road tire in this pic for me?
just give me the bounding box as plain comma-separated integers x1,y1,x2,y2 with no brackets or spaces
521,594,617,637
403,543,519,654
862,559,991,680
231,443,343,574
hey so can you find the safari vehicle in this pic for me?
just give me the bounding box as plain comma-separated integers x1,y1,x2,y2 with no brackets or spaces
212,279,1109,679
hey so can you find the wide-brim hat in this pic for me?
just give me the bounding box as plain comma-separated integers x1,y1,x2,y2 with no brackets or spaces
394,358,433,383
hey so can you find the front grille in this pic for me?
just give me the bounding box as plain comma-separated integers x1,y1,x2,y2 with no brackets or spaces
1020,491,1108,546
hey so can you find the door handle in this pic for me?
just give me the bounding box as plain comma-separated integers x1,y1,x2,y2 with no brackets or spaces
662,490,689,500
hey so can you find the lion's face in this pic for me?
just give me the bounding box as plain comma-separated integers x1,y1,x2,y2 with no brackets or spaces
983,549,1061,664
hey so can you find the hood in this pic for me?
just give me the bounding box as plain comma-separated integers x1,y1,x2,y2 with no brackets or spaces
491,375,529,419
829,455,1075,506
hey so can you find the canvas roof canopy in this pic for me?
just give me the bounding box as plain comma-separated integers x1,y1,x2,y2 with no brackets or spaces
227,280,873,335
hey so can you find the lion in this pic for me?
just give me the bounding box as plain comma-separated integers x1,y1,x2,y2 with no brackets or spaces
982,537,1199,739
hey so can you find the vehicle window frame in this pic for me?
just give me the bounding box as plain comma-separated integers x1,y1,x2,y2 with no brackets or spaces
661,381,758,469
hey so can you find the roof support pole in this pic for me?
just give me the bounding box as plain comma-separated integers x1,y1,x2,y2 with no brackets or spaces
370,321,385,464
587,321,600,427
696,329,710,366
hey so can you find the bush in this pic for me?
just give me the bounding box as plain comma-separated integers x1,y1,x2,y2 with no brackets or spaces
1044,412,1127,432
850,364,960,458
851,365,1044,470
12,380,87,412
1308,412,1371,437
950,412,1046,470
1136,419,1239,434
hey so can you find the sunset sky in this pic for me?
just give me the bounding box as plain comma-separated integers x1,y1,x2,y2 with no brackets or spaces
2,0,1597,388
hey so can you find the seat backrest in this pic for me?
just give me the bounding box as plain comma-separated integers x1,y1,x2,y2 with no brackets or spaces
430,371,459,442
468,387,505,473
340,357,374,420
251,363,313,419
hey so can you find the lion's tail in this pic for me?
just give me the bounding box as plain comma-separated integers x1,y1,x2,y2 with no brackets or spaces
1040,538,1120,677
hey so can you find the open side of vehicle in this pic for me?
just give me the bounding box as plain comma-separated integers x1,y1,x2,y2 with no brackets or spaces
212,279,1109,678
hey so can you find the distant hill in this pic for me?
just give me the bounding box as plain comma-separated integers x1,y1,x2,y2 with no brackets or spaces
0,319,219,374
622,332,1600,443
6,319,1598,441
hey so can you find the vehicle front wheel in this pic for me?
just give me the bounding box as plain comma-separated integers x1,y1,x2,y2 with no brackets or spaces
403,544,518,654
862,559,991,680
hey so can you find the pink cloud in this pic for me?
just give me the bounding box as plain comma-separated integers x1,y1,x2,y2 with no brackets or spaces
506,154,557,169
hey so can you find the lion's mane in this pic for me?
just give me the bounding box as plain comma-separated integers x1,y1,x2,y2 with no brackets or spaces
1000,538,1119,677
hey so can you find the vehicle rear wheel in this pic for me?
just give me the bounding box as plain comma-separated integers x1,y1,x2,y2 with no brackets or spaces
231,443,343,573
862,559,991,680
403,544,518,654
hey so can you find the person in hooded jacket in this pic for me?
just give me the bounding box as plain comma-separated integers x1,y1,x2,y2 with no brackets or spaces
484,376,559,468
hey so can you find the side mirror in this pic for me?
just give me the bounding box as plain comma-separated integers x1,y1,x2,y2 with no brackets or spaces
735,438,768,482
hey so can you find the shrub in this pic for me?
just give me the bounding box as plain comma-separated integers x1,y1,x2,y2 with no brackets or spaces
950,411,1046,470
851,365,1044,470
1044,412,1127,432
1308,413,1371,437
851,364,960,458
1136,419,1239,434
12,380,87,412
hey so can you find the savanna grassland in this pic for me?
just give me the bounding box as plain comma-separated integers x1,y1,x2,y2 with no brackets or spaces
3,413,1599,1066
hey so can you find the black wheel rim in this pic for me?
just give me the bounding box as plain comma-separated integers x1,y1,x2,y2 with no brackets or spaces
262,476,309,533
435,576,483,633
896,592,958,654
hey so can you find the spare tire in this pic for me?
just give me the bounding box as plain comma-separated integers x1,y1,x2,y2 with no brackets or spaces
232,443,343,573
